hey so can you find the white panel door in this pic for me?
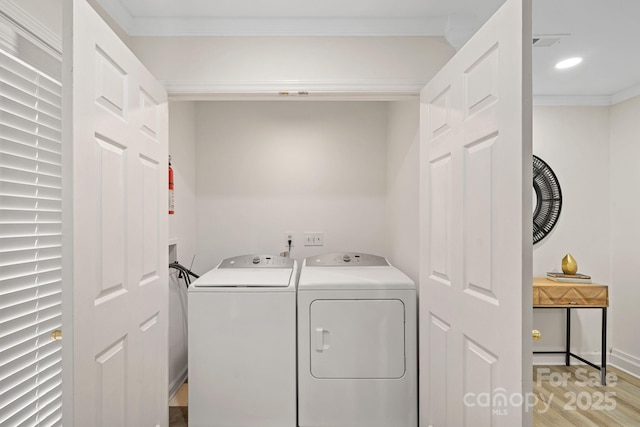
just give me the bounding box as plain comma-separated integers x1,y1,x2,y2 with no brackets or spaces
419,0,532,426
62,0,169,426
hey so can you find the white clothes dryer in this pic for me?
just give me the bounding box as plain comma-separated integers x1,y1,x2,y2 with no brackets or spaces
188,254,297,427
297,252,417,427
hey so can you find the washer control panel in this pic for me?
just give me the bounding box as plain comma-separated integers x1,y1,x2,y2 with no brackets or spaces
306,252,389,267
219,254,294,268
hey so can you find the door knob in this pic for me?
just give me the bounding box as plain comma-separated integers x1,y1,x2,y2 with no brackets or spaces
532,329,541,341
50,329,63,341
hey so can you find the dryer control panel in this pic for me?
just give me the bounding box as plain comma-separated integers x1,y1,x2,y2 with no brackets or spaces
306,252,389,267
219,254,294,268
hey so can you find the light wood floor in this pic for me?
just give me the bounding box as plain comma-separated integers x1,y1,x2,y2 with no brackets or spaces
169,382,188,407
533,365,640,426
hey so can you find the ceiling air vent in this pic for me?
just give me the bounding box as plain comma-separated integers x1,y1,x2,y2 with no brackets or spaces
532,34,569,47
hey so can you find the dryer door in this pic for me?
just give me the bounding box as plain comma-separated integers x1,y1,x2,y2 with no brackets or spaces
310,299,405,379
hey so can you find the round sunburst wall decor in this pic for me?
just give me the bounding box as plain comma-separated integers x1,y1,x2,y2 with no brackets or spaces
533,155,562,244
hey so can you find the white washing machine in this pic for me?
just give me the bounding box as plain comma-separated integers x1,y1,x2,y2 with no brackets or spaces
188,254,297,427
297,252,417,427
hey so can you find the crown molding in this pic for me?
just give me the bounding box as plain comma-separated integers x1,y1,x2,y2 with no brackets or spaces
534,84,640,107
0,0,61,54
169,92,420,102
124,16,445,37
533,95,612,107
165,79,424,101
610,83,640,106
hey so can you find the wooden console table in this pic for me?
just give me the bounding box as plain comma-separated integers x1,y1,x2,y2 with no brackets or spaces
533,277,609,385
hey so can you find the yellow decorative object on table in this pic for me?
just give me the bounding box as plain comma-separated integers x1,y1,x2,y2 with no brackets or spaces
562,253,578,275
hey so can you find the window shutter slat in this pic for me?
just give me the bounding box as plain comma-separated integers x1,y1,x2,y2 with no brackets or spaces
0,94,62,132
0,362,61,426
0,270,62,298
0,79,61,120
0,282,61,317
0,325,61,372
0,197,61,212
0,249,61,271
0,302,62,346
0,153,62,177
0,166,62,189
0,180,62,199
0,386,38,426
0,111,61,147
0,257,61,279
0,221,61,238
1,234,62,249
3,371,62,427
21,386,63,427
0,151,62,175
0,124,62,156
0,281,61,311
36,397,63,427
0,64,38,97
0,83,61,122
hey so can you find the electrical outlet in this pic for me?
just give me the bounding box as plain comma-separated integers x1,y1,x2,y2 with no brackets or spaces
304,232,314,246
285,232,295,248
304,232,324,246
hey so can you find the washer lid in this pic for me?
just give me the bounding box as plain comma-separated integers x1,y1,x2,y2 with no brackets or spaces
219,254,294,269
192,255,295,288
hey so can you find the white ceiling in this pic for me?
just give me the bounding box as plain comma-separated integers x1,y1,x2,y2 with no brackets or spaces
95,0,504,40
533,0,640,102
96,0,640,100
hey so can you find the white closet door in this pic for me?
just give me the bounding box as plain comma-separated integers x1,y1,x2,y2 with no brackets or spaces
62,0,169,425
419,0,533,425
0,21,63,426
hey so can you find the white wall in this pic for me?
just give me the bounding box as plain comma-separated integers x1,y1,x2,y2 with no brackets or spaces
385,100,420,284
129,36,454,93
168,101,197,396
193,101,389,273
532,106,611,362
610,96,640,376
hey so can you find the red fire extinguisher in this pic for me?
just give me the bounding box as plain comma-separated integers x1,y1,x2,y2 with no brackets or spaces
168,155,175,215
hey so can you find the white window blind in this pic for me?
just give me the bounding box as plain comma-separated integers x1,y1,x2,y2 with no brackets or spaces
0,40,63,427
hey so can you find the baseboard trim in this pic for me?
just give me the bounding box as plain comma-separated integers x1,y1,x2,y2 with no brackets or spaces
610,348,640,379
168,365,188,401
533,352,607,366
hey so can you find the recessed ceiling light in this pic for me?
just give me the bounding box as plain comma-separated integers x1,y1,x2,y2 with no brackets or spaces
555,57,583,69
